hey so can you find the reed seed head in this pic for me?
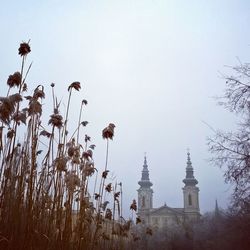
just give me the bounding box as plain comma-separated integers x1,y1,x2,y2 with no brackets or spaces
130,199,137,211
7,72,21,88
102,123,116,140
18,42,31,56
68,81,81,91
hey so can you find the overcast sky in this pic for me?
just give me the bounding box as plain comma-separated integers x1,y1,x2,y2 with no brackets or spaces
1,0,250,217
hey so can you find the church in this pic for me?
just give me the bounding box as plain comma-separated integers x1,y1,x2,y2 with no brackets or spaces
137,152,200,229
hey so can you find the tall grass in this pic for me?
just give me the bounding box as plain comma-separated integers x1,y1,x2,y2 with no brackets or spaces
0,42,143,250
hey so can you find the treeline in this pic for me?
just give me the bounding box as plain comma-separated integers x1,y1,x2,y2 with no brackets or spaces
137,206,250,250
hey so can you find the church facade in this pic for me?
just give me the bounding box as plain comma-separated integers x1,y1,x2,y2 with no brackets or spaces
137,152,200,229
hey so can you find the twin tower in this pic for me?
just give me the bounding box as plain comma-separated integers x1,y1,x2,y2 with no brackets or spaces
137,152,200,227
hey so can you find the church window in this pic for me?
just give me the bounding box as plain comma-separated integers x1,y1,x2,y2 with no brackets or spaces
188,194,192,206
142,196,145,207
153,217,158,225
164,217,168,225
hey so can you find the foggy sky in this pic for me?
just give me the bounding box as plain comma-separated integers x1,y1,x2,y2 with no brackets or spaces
1,0,250,217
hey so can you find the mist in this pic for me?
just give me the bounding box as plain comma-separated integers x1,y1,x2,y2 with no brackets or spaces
1,0,250,218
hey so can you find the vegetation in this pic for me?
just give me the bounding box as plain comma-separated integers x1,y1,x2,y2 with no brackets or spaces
0,42,144,250
206,61,250,249
208,62,250,211
1,42,249,250
134,207,249,250
138,60,250,250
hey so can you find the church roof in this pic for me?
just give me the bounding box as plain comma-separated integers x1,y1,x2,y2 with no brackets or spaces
150,204,184,216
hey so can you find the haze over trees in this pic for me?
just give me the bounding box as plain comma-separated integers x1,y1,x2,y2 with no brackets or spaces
206,61,250,249
0,31,250,250
139,60,250,250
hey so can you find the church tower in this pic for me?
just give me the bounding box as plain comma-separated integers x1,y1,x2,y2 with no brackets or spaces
137,155,153,223
183,151,200,221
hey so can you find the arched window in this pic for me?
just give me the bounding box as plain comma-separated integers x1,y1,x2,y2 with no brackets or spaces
188,194,192,206
142,196,145,207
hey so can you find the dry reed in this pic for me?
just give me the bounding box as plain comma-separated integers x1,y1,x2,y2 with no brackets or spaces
0,42,144,250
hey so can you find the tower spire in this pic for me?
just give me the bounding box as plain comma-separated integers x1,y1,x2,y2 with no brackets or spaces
182,150,200,220
138,155,152,187
137,155,154,221
183,151,198,186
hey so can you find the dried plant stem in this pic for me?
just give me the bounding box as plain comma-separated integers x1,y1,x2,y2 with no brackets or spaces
62,88,72,154
0,43,131,250
91,139,110,249
18,56,25,93
76,102,83,145
99,139,109,210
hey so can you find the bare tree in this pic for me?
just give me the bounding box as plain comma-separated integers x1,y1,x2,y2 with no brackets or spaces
208,61,250,210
